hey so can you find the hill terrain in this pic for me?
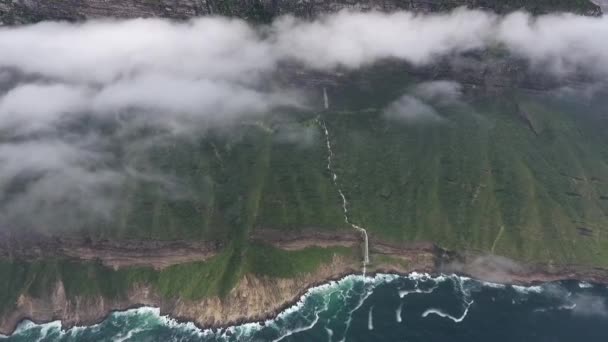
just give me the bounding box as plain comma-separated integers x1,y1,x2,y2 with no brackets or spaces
0,0,608,335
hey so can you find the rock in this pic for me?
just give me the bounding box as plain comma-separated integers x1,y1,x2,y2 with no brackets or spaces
0,0,602,26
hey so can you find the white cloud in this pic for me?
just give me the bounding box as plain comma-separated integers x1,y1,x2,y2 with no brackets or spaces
272,9,495,69
383,95,444,123
496,12,608,76
413,80,463,104
0,83,91,134
571,294,608,317
0,18,274,84
0,9,607,231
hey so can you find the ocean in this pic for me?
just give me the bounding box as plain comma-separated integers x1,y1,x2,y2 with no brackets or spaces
2,273,607,341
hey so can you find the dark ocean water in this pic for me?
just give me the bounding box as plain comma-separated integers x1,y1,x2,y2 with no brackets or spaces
2,273,608,342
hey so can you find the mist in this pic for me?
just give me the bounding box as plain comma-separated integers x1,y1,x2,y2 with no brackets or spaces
1,9,607,232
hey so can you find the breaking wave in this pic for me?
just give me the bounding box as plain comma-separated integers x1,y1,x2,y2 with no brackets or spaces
2,274,607,341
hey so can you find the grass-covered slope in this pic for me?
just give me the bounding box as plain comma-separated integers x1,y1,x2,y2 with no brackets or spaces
65,75,608,267
2,70,608,322
326,90,608,266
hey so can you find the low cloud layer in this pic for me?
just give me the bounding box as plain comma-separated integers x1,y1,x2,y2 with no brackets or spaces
383,95,444,123
383,81,463,123
1,9,607,231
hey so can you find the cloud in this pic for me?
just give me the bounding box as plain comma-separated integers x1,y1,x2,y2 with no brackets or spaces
272,121,320,147
413,80,463,105
1,9,608,232
496,12,608,76
0,18,274,84
0,138,124,231
571,294,608,317
0,83,91,134
441,255,528,284
383,95,444,123
272,9,495,69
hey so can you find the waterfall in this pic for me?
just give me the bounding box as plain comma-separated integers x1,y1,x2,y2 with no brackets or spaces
317,87,370,275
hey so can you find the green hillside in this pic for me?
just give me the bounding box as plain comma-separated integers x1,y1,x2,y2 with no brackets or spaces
2,68,608,315
70,72,608,267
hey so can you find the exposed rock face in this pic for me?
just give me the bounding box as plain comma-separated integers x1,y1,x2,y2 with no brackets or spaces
0,282,164,336
592,0,608,11
2,238,607,336
0,0,602,25
0,232,221,270
0,244,436,335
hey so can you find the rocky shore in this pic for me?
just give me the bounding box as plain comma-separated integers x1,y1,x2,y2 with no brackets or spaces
1,232,608,336
0,0,602,26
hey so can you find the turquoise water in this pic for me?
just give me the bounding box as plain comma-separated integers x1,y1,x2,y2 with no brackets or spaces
3,273,607,341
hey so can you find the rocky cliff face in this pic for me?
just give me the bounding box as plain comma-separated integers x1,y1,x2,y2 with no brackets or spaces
2,241,608,335
0,245,441,335
0,255,363,335
0,0,602,25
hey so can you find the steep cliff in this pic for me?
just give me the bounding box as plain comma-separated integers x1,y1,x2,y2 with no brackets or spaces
0,0,602,25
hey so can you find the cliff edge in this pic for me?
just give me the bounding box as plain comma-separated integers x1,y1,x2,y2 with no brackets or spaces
0,0,602,25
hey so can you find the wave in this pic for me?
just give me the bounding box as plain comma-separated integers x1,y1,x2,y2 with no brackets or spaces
511,284,544,294
578,282,593,289
480,281,506,289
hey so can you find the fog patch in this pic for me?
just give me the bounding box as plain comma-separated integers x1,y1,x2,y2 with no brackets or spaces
413,80,463,105
0,83,91,134
443,255,529,284
383,95,444,124
0,138,124,231
273,122,319,147
497,12,608,76
571,294,608,317
272,9,495,69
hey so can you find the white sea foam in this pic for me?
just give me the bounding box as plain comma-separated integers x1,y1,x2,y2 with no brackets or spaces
579,282,593,289
13,320,63,337
480,281,506,289
535,303,577,313
396,303,403,323
271,311,321,342
34,321,63,342
558,303,577,310
398,285,438,298
512,285,544,294
421,300,474,323
0,273,518,341
114,327,144,342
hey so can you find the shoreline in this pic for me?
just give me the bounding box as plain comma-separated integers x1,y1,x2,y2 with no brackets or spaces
2,246,608,337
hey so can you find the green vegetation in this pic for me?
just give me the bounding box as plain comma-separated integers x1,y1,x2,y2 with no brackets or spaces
3,66,608,316
326,89,608,266
245,243,354,278
0,244,355,317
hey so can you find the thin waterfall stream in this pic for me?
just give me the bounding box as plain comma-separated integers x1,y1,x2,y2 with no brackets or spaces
317,87,370,275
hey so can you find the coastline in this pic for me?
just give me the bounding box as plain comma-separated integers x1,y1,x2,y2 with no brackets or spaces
2,239,608,337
